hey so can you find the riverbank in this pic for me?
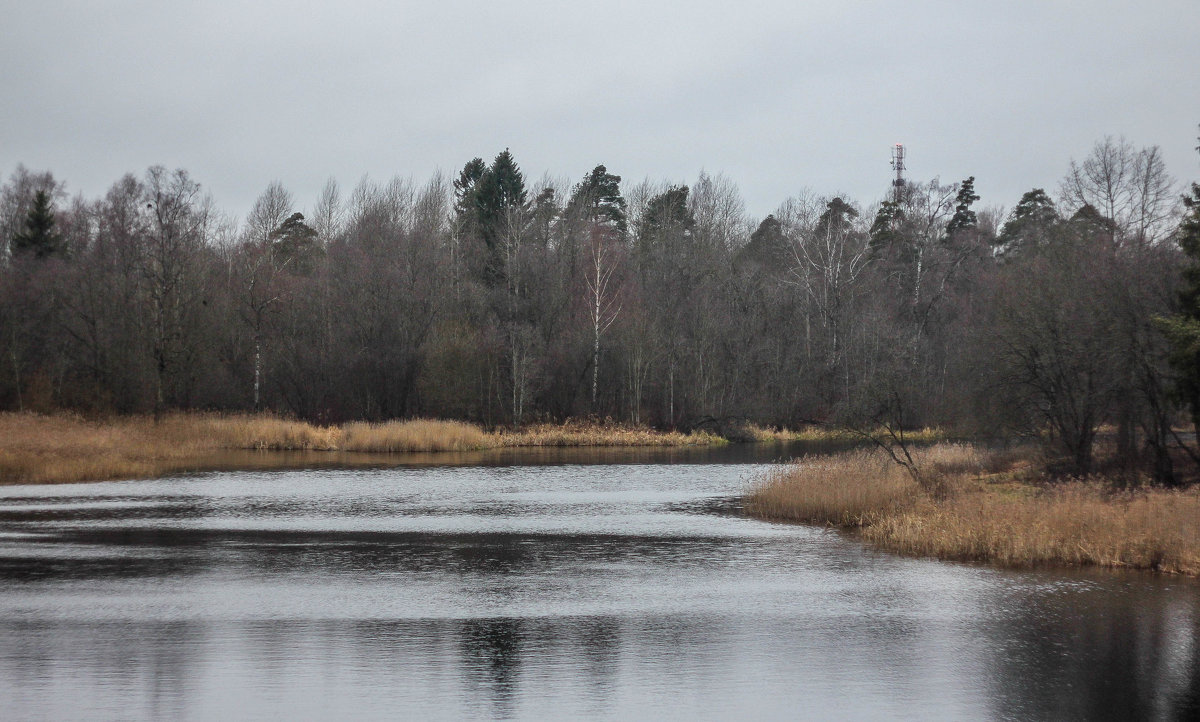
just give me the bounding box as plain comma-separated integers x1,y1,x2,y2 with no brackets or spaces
0,412,723,485
744,424,945,444
745,444,1200,576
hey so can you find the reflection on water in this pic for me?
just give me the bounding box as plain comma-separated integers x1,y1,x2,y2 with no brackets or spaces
0,454,1197,720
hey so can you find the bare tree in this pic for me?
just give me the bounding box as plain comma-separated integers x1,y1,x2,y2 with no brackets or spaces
689,171,748,252
585,224,624,409
788,197,871,366
244,181,293,246
310,177,344,244
1060,136,1176,246
138,167,211,418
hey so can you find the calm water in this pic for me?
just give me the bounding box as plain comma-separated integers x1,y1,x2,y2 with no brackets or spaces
0,447,1197,720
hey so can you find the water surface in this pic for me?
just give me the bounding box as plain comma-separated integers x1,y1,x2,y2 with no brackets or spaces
0,449,1197,720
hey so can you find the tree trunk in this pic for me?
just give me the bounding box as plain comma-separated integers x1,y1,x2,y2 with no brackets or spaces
253,337,262,410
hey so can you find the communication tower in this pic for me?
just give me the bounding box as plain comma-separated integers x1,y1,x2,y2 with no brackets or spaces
891,144,905,202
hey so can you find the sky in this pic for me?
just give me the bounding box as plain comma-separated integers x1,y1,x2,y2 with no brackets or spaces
3,1,1199,225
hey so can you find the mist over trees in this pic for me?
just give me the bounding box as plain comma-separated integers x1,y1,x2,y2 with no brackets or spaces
2,134,1197,481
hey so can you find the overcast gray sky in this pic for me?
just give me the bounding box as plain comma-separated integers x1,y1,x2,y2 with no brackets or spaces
3,1,1199,224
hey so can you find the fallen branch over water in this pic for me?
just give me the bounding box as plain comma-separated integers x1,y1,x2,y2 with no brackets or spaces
745,444,1200,576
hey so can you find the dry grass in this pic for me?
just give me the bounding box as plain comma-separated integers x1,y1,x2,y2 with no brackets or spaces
0,412,202,484
0,411,726,485
498,419,724,447
744,448,919,526
746,424,946,444
166,413,342,451
341,419,492,452
747,443,1200,576
868,483,1200,575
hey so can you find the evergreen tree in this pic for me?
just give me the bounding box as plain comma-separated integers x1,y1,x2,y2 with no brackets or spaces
995,188,1060,256
270,212,322,275
452,150,530,284
1160,176,1200,438
868,200,904,254
945,176,980,239
1066,203,1117,245
529,187,560,248
637,186,692,244
567,164,627,236
453,157,487,236
815,197,858,238
10,190,64,258
473,150,528,246
739,214,790,269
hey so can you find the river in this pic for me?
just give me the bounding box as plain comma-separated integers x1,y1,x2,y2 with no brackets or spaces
0,446,1197,720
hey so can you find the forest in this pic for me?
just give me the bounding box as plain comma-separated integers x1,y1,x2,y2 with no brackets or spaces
3,134,1199,484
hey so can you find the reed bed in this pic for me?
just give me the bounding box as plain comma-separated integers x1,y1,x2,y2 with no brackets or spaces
341,419,492,452
746,424,946,444
746,442,1200,576
167,413,341,451
0,411,726,485
498,420,723,447
0,412,202,484
868,483,1200,575
744,448,918,526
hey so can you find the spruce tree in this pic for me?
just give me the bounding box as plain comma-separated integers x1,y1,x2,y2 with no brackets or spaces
1160,176,1200,437
11,190,64,258
453,157,487,235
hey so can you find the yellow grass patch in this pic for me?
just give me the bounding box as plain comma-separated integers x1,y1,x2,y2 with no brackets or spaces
0,412,726,485
745,424,946,444
498,420,723,447
746,443,1200,576
341,419,492,452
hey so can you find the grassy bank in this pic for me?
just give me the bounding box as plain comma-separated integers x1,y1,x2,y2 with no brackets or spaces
745,444,1200,576
744,424,945,444
0,412,722,485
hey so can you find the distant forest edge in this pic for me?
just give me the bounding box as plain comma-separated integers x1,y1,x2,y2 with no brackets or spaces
4,132,1200,484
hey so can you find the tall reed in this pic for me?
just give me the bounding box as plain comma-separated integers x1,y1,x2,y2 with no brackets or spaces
746,443,1200,576
0,411,726,485
340,419,492,452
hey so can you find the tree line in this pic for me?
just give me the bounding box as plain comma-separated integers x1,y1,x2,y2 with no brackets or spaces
3,135,1200,483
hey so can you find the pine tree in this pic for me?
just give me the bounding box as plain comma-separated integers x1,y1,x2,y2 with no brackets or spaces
944,176,980,239
995,188,1060,256
868,200,904,254
816,197,858,237
740,214,789,269
11,190,64,258
568,164,627,236
270,212,322,275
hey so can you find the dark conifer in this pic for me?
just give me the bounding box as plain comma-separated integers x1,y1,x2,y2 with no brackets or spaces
11,190,64,258
945,176,980,239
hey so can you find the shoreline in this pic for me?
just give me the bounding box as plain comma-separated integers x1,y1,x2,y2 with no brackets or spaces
0,412,724,486
744,443,1200,577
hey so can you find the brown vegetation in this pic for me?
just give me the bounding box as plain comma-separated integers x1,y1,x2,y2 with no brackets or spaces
745,424,945,445
497,419,723,447
0,412,723,485
745,443,1200,576
340,420,493,453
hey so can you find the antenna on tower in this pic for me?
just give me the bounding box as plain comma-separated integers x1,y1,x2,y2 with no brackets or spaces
890,144,905,202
